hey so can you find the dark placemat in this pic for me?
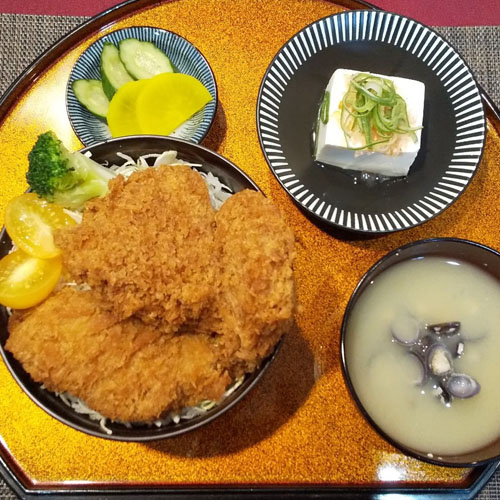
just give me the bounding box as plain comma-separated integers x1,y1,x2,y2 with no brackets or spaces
0,11,498,500
0,15,499,108
0,14,86,98
435,25,500,109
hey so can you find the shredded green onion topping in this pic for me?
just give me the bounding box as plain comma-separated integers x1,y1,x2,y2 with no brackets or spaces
340,73,421,151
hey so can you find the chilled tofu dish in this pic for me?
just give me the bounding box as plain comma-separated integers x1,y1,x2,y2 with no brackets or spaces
314,69,425,177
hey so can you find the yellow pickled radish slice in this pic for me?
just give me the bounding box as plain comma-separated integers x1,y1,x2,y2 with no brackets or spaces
136,73,212,136
107,79,148,137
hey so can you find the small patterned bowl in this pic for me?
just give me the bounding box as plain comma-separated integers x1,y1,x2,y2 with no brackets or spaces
66,26,217,146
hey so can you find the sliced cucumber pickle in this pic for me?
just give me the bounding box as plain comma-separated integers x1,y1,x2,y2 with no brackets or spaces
119,38,174,80
72,79,109,119
100,42,134,99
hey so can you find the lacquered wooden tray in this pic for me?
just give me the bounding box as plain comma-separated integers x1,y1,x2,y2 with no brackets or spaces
0,0,499,497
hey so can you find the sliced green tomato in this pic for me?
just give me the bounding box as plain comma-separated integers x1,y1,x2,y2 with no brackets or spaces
72,79,109,119
107,79,148,137
136,73,212,136
0,250,62,309
5,193,76,259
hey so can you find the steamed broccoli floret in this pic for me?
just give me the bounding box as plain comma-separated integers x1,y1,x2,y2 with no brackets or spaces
26,131,116,210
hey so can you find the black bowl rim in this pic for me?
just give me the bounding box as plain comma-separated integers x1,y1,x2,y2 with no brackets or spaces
80,135,258,190
0,135,284,442
65,25,219,147
340,237,500,467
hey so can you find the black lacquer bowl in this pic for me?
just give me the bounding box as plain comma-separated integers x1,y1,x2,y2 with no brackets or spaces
341,238,500,466
0,135,280,441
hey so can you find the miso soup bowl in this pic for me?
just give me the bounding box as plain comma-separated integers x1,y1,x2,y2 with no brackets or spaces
340,238,500,467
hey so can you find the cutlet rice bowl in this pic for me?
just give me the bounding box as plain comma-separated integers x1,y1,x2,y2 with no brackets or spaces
0,136,296,441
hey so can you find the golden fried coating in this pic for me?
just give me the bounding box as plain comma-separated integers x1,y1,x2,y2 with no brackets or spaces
211,190,296,375
7,168,296,423
7,288,230,422
55,166,216,330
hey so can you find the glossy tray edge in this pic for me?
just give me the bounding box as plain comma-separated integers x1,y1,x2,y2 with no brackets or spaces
1,455,498,500
0,0,499,497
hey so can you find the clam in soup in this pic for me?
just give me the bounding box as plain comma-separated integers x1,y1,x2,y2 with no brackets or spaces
344,255,500,458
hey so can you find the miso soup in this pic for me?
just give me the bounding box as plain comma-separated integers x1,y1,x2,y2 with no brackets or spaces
345,256,500,457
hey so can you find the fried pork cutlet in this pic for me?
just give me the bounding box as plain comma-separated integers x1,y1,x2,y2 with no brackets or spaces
211,190,296,375
6,287,230,422
6,168,297,424
54,165,216,331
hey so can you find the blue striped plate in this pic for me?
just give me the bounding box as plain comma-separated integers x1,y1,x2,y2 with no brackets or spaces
257,10,485,234
67,26,217,146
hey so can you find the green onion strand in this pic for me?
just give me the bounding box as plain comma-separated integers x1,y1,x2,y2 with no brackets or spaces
340,73,422,151
320,90,330,124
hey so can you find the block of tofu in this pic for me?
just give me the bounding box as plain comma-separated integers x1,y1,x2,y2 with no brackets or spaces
314,69,425,177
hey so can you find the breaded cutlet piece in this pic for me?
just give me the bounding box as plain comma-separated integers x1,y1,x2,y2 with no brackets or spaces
55,165,216,331
6,287,231,422
210,190,296,375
